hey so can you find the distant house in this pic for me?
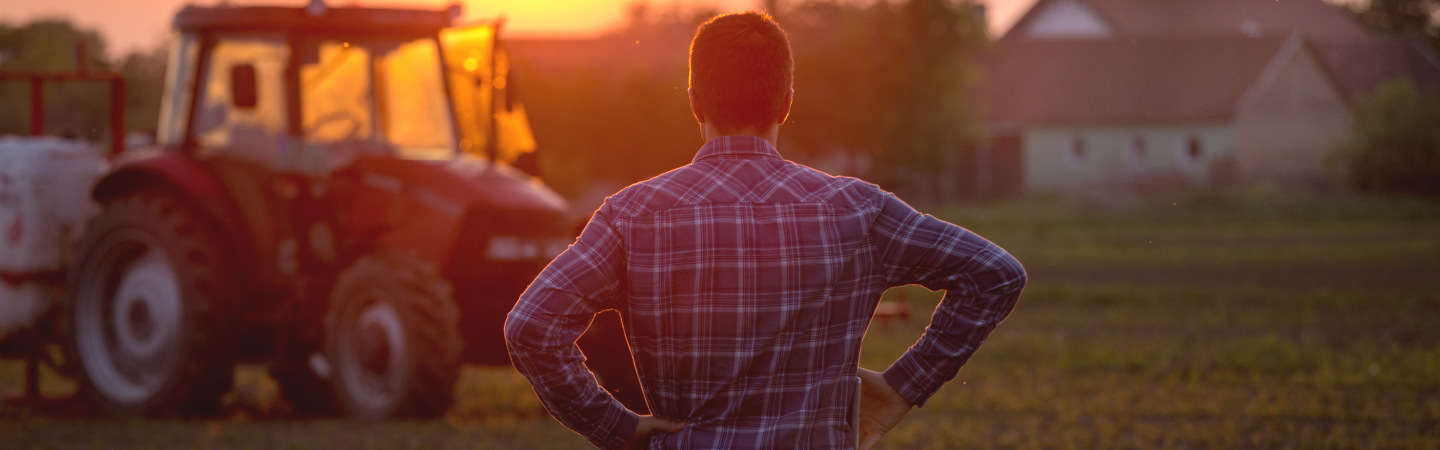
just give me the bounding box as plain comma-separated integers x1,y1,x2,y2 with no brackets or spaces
969,0,1440,195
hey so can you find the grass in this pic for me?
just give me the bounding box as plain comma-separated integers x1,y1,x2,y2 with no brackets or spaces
3,188,1439,448
862,286,1440,449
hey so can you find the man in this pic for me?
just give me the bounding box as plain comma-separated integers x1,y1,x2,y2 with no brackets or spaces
505,12,1025,449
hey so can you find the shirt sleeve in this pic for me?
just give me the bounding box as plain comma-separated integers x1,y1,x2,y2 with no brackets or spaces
504,202,640,449
870,192,1027,407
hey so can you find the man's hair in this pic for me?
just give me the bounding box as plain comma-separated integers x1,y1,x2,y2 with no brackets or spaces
689,12,793,133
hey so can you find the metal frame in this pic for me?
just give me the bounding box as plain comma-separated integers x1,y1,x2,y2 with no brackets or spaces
0,71,125,155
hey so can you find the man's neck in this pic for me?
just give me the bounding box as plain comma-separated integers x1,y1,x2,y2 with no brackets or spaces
702,122,780,146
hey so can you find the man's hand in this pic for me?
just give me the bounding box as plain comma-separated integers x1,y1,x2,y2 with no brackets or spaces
623,415,685,449
857,368,913,450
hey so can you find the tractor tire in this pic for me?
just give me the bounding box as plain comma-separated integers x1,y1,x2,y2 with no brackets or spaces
324,252,461,420
65,192,238,416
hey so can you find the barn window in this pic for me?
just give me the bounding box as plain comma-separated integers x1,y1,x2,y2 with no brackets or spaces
1176,135,1202,166
1065,134,1086,169
1125,134,1145,171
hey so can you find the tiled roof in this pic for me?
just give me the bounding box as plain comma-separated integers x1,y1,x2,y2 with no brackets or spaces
1087,0,1369,39
1312,36,1440,100
974,37,1289,125
1004,0,1371,41
982,0,1440,125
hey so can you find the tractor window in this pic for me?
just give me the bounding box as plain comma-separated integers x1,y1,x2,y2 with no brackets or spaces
157,32,199,148
442,24,537,164
295,37,458,168
375,38,456,160
302,41,375,146
193,35,289,166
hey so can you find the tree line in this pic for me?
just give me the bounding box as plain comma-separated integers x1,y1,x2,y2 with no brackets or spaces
5,0,1436,199
0,20,166,145
519,0,987,205
1,1,987,205
1335,0,1440,197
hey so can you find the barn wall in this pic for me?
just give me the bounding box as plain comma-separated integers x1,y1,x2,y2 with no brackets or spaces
1235,43,1352,188
1022,123,1236,191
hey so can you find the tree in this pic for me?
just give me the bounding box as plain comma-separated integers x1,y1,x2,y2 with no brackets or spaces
0,18,167,148
118,40,169,135
0,19,114,139
878,0,987,204
1331,78,1440,196
1343,0,1440,53
779,0,987,204
515,8,706,200
515,1,988,205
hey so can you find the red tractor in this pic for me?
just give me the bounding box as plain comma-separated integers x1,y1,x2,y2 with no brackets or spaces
57,1,642,419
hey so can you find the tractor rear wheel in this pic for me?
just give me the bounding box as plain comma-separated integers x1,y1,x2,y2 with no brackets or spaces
324,252,460,419
66,192,237,416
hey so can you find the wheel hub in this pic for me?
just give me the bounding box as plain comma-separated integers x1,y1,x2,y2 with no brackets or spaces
126,300,154,342
110,251,182,363
338,301,408,410
78,247,184,405
357,320,392,374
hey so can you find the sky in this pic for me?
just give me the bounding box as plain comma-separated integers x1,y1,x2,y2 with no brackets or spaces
0,0,1037,56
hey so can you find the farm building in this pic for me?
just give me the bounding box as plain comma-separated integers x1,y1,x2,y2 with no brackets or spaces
968,0,1440,195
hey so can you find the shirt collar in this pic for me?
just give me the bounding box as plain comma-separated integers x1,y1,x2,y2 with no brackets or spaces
692,135,783,164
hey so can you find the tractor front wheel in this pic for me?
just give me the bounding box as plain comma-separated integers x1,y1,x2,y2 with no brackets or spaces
324,252,460,420
66,193,237,416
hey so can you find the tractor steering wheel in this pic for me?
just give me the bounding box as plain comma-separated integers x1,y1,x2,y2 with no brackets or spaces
304,111,363,143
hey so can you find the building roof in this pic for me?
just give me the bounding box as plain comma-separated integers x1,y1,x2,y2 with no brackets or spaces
1003,0,1371,42
1312,36,1440,100
975,37,1290,126
981,0,1440,126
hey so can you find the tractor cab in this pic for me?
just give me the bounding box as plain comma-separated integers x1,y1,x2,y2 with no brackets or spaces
62,1,649,421
161,1,530,172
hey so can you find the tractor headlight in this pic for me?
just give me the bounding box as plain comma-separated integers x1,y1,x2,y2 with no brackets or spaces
486,236,570,261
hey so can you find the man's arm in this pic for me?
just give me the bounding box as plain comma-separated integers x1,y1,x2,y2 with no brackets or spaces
871,192,1027,407
505,206,670,449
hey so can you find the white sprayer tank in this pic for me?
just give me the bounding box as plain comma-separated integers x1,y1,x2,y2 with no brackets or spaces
0,136,107,339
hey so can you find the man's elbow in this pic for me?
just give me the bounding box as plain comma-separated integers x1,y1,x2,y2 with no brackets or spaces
1009,258,1028,293
977,254,1026,324
994,252,1028,297
503,308,533,358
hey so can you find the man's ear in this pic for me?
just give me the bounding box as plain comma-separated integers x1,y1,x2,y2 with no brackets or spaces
689,88,705,124
777,88,794,125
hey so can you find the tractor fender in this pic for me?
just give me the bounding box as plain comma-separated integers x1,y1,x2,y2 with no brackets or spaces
91,151,255,271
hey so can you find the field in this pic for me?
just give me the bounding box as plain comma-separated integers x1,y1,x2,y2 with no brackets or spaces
3,189,1439,448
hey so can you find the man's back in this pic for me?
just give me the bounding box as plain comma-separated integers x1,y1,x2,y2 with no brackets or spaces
507,135,1026,448
608,135,880,447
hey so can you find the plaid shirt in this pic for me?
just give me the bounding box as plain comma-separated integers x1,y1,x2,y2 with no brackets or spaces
506,135,1026,449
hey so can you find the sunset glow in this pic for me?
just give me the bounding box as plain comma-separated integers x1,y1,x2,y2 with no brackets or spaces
0,0,1037,54
0,0,749,53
